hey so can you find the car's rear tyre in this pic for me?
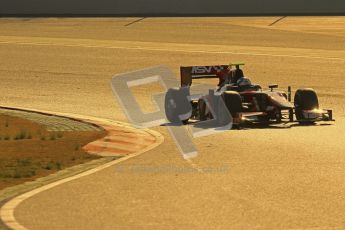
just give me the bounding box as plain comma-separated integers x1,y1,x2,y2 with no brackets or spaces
165,87,192,123
197,98,208,121
222,91,242,119
294,88,319,121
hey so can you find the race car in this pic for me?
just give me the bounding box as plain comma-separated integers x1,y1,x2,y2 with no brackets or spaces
165,64,334,127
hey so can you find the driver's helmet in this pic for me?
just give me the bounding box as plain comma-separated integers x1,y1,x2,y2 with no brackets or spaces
237,77,251,87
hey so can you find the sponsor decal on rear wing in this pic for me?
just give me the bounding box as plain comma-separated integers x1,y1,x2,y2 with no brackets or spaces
180,65,228,87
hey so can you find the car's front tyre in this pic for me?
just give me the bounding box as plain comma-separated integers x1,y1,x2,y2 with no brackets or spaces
294,88,319,122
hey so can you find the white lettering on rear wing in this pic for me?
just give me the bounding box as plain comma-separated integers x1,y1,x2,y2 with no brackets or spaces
181,65,228,86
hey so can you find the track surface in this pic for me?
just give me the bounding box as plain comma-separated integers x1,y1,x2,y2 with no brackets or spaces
1,17,345,229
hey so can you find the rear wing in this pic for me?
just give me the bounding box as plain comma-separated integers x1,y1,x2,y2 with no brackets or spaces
180,65,228,87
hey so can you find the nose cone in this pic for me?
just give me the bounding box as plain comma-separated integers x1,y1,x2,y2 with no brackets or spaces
269,92,294,109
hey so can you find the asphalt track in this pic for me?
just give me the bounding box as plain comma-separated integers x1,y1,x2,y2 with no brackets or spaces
0,17,345,229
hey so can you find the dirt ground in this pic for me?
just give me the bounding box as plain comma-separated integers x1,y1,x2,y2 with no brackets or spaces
0,17,345,229
0,115,105,190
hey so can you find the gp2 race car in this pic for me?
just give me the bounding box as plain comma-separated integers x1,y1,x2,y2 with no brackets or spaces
165,64,334,127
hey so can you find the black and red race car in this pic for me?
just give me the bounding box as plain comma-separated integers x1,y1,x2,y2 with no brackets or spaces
165,64,334,127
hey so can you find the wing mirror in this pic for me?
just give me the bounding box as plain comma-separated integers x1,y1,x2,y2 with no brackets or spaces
269,84,278,91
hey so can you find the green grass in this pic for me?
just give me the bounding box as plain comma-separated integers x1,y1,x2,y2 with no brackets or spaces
13,168,36,178
14,130,27,140
43,163,53,170
55,162,62,170
50,134,56,141
0,159,36,179
57,132,63,138
42,161,62,170
17,158,32,167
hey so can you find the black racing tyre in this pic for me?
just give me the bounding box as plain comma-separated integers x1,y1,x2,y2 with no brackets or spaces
222,91,242,118
253,92,269,111
164,87,192,123
198,98,208,121
165,89,179,122
294,88,319,120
